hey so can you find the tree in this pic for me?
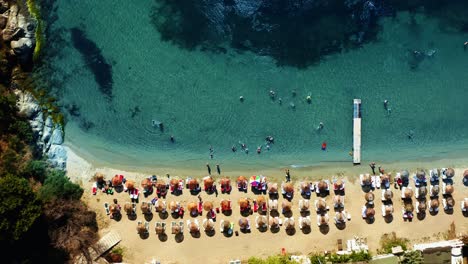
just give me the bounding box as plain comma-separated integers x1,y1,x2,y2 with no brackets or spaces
39,170,84,201
401,250,423,264
0,175,42,241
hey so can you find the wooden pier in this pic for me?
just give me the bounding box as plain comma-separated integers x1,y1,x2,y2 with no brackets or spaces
353,99,361,165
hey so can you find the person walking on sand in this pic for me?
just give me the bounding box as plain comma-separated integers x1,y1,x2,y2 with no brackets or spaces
369,162,376,175
216,164,221,175
285,169,291,182
206,163,211,175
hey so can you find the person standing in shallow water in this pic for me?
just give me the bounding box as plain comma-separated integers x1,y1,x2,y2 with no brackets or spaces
285,169,291,182
369,162,376,175
206,163,211,175
216,164,221,175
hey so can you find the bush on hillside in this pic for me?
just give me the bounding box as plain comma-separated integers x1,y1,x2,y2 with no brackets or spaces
39,170,83,201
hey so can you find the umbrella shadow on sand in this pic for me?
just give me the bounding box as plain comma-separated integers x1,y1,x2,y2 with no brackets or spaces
270,226,280,234
417,212,426,221
139,232,149,240
190,231,201,238
205,230,216,237
365,217,375,224
175,233,184,243
258,226,268,233
159,211,169,220
384,215,394,223
319,225,330,235
127,214,137,221
158,233,168,242
285,228,296,236
335,222,346,230
282,211,293,218
222,210,233,217
270,210,279,218
301,226,311,234
144,213,153,222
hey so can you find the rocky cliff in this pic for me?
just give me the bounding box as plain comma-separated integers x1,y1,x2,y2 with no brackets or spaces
1,0,66,169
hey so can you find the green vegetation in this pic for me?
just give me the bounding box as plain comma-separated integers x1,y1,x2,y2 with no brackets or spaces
0,175,42,241
379,232,409,254
39,169,84,201
401,250,423,264
26,0,45,62
310,254,326,264
327,251,372,263
247,255,298,264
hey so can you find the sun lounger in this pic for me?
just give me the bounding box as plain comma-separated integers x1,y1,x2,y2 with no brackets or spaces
219,220,225,232
179,221,184,233
461,198,467,212
441,168,447,179
373,175,381,189
361,206,367,218
415,201,420,214
145,221,150,232
442,182,448,195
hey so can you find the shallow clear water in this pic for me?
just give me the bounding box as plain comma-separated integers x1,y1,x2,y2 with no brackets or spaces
43,0,468,170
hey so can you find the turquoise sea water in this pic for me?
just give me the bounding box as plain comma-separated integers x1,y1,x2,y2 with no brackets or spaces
43,1,468,170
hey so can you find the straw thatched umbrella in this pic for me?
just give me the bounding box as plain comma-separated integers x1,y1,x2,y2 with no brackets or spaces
418,186,427,197
405,203,414,212
222,220,231,231
141,202,150,214
418,202,427,211
284,218,294,229
446,197,455,207
155,199,166,212
269,199,278,210
365,192,375,202
189,222,199,233
95,172,105,182
109,204,120,214
430,199,439,208
301,217,311,227
238,198,250,210
170,178,180,189
463,200,468,210
317,180,328,191
362,174,371,185
220,177,230,187
445,185,454,195
268,183,278,193
124,203,133,215
256,195,266,206
269,217,280,227
446,168,455,178
317,199,327,210
169,201,179,212
141,178,152,190
220,199,231,211
384,190,393,200
238,218,249,229
112,175,123,186
416,170,426,179
333,196,344,207
301,182,311,193
187,179,199,190
155,225,164,234
404,188,413,199
431,185,440,196
187,202,198,214
237,176,247,184
282,200,292,212
204,177,214,189
318,215,329,226
401,170,410,179
366,208,375,218
464,170,468,178
173,225,181,234
137,223,146,234
335,179,344,189
335,212,346,222
257,216,267,228
299,200,310,211
203,201,214,211
283,182,294,193
203,219,215,231
125,180,135,190
384,206,393,216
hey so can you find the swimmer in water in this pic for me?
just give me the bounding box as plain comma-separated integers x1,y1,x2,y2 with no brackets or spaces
306,94,312,103
245,148,249,154
170,135,175,143
278,98,282,105
383,100,388,110
266,144,270,151
257,146,262,154
317,122,324,131
239,96,244,102
269,90,276,99
464,41,468,51
292,89,297,97
231,145,237,152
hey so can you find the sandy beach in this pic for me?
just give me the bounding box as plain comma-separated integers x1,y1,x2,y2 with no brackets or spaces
66,147,468,264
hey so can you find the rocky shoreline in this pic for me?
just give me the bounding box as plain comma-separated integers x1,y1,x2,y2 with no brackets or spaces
1,0,67,169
